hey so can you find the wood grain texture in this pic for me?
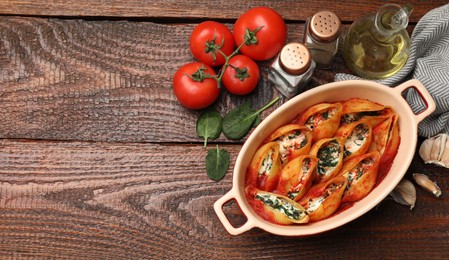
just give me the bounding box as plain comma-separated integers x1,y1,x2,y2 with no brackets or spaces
1,139,449,259
0,16,345,143
0,0,446,23
2,1,449,259
0,16,200,143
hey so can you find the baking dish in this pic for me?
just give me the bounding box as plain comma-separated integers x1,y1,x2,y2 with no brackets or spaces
214,79,435,236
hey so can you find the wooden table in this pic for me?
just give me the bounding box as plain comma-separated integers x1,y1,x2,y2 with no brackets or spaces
1,1,449,259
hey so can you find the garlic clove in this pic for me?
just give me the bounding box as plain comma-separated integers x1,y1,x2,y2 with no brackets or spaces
418,136,436,163
389,179,416,210
440,138,449,167
419,133,449,168
429,135,443,161
413,173,442,198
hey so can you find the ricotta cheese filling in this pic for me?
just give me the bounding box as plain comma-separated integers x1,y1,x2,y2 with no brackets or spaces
344,123,369,157
346,158,375,184
277,130,307,163
306,182,345,213
259,148,275,176
306,197,325,212
287,158,312,199
305,108,338,130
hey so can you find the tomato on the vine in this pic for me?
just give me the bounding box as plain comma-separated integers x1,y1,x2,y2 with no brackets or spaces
233,7,287,61
222,55,260,95
173,62,220,109
190,21,235,67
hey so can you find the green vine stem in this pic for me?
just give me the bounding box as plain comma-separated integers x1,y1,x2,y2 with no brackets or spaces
254,96,280,116
214,40,247,86
190,26,264,87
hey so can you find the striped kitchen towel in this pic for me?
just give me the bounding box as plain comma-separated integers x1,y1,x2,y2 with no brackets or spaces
335,4,449,137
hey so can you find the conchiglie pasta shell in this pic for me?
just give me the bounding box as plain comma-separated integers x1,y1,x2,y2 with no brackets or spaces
246,186,309,225
362,107,396,127
310,137,345,183
246,142,282,192
300,176,347,222
369,114,400,179
342,98,385,114
298,103,336,124
339,151,380,203
298,102,343,142
335,120,373,161
340,98,392,127
276,155,318,201
369,114,396,155
265,124,313,164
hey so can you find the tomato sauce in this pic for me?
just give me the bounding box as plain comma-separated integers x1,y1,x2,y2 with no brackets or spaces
245,98,400,225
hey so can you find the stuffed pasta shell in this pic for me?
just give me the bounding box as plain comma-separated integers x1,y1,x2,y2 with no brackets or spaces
341,98,384,114
310,137,345,183
244,98,401,226
298,102,343,142
300,176,347,222
338,151,380,203
246,186,309,225
369,114,400,178
340,98,385,125
246,142,282,191
335,120,373,161
265,124,313,164
276,155,318,201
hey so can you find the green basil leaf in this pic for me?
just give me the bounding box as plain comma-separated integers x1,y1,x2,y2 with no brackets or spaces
222,97,280,140
196,109,222,147
222,101,257,139
206,145,230,181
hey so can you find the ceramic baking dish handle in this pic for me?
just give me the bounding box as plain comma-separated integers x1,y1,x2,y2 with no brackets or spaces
392,79,436,123
214,189,254,235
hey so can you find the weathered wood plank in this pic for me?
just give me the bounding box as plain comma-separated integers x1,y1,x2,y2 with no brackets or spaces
0,16,348,143
0,139,448,259
0,0,445,23
0,16,420,144
1,1,448,259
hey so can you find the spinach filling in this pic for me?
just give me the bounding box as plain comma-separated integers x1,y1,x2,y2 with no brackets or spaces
255,193,305,220
317,140,340,176
259,149,274,176
341,111,382,124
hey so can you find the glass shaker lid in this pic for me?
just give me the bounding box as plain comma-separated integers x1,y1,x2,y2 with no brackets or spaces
279,43,311,75
310,10,341,42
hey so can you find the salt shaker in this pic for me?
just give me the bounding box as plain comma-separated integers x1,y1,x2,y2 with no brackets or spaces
303,10,341,69
268,42,316,98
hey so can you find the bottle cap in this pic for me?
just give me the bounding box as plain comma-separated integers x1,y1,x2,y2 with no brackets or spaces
310,11,341,42
279,43,311,75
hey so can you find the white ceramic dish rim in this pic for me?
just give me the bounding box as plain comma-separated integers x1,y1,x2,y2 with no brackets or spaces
214,79,436,236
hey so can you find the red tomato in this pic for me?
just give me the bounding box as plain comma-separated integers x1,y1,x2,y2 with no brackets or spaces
222,55,260,95
190,21,235,67
233,7,287,61
173,62,220,109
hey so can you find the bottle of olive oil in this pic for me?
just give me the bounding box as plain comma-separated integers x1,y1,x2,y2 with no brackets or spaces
342,4,413,79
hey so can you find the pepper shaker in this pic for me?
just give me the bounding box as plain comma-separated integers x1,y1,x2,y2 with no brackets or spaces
304,10,341,69
268,42,316,98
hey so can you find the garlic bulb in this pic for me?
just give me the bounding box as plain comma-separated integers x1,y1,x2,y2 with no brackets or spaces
419,133,449,168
